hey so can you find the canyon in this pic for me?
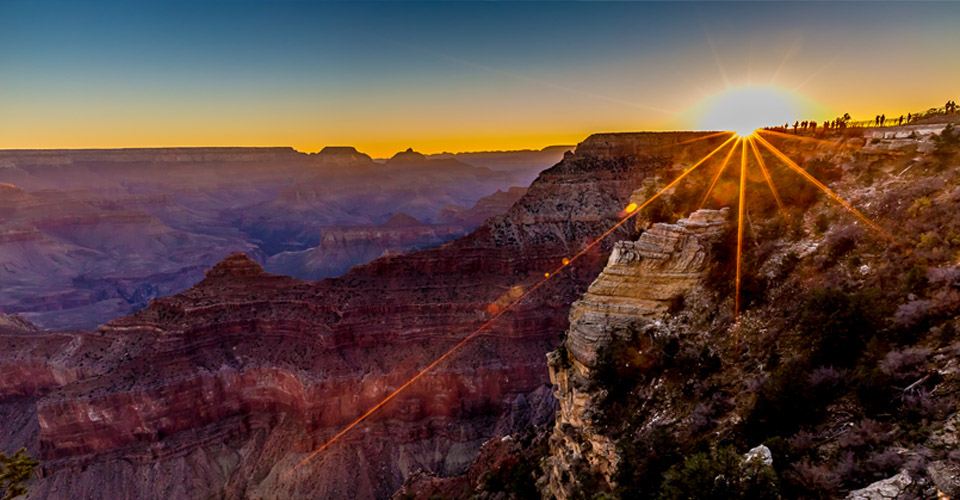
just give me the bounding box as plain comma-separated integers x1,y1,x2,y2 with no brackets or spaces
0,132,724,499
0,146,560,329
4,121,959,499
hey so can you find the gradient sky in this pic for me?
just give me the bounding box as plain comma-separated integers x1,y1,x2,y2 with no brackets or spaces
2,1,958,157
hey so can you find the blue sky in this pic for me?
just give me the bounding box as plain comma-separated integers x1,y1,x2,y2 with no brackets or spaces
2,1,958,155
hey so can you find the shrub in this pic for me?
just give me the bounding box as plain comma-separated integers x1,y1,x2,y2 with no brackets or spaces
0,448,39,500
480,455,541,499
743,359,842,441
824,225,862,264
787,459,842,497
615,425,684,500
796,287,883,367
658,446,780,500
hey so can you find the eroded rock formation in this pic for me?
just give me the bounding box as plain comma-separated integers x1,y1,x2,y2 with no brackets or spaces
542,209,728,498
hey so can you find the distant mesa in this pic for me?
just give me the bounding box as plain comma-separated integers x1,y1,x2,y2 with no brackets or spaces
204,252,265,279
312,146,374,165
379,213,424,228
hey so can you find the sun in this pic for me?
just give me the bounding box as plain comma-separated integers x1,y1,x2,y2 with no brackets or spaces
698,85,801,137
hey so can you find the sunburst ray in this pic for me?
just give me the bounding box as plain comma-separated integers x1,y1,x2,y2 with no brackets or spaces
747,136,786,218
735,138,748,340
754,134,894,241
699,136,741,209
758,128,859,150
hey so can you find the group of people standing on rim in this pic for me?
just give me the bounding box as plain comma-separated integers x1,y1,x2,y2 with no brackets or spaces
767,100,957,135
787,113,852,133
873,100,957,127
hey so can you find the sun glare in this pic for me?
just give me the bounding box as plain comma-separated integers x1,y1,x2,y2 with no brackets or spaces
699,85,800,137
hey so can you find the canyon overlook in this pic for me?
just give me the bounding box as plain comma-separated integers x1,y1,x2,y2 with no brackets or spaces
0,131,730,499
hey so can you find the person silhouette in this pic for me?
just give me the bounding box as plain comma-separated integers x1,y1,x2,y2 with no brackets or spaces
898,115,903,126
875,115,881,126
907,113,912,123
881,114,886,126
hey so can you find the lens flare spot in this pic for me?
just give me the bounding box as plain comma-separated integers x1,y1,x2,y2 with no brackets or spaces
625,203,638,213
562,258,570,265
544,272,550,277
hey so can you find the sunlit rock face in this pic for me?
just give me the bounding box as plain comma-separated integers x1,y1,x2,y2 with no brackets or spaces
0,132,729,499
542,210,728,499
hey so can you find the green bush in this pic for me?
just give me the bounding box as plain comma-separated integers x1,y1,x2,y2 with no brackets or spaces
480,455,540,499
614,426,685,500
743,288,883,441
742,359,842,442
796,287,883,368
658,446,780,500
0,448,39,500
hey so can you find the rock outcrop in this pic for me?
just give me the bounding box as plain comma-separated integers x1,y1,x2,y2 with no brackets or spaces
845,471,913,500
543,209,728,498
929,461,960,499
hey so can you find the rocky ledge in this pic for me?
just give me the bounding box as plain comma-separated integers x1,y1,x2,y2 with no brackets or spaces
543,209,729,498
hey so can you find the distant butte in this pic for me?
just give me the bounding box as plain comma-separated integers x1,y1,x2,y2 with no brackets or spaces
387,147,428,164
379,213,424,228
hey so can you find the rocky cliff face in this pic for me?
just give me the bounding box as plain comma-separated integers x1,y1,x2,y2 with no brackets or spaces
543,209,728,498
0,132,732,499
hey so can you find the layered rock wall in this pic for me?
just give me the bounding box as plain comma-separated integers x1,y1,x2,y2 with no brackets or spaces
543,209,728,498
